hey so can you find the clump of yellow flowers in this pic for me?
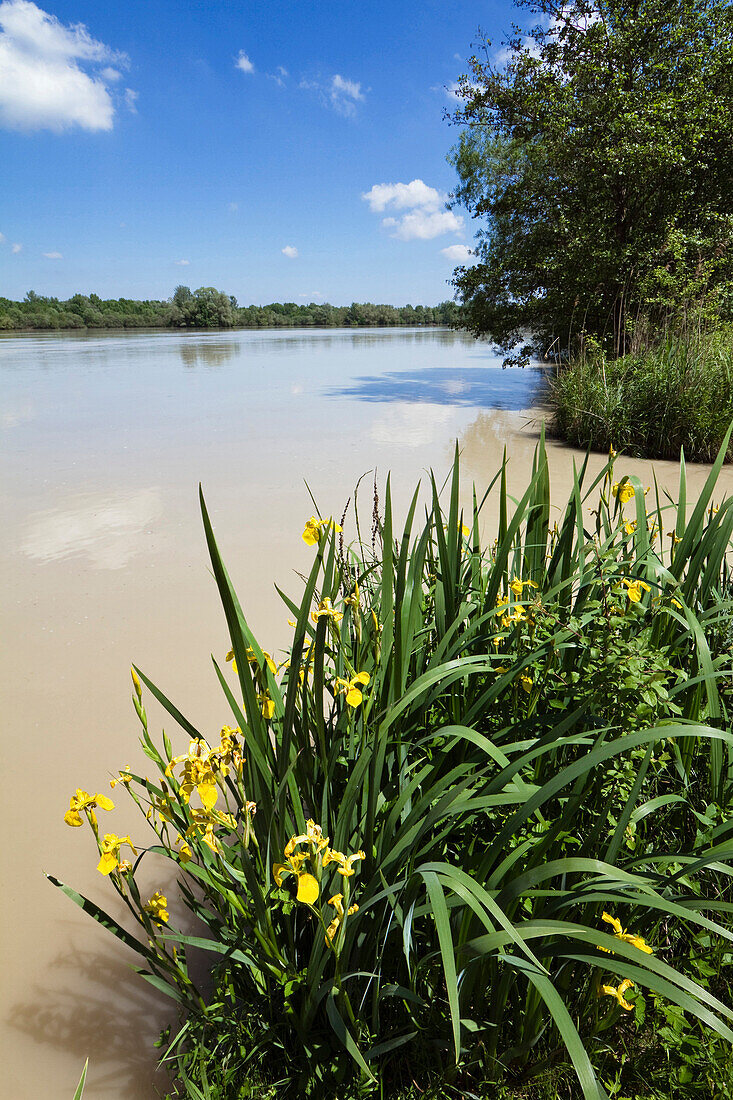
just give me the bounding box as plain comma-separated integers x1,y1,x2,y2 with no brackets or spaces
273,820,364,950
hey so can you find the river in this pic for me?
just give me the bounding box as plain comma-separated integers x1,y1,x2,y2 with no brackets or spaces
2,326,731,1098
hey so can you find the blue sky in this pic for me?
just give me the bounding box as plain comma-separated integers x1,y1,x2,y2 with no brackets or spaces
0,0,518,305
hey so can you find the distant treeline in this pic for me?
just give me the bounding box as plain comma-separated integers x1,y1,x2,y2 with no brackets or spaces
0,286,463,332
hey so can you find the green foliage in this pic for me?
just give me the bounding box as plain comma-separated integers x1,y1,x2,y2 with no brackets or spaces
54,432,733,1098
448,0,733,359
550,329,733,460
0,290,462,332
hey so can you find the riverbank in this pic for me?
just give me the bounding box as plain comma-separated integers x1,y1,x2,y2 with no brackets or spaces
549,328,733,462
0,292,462,332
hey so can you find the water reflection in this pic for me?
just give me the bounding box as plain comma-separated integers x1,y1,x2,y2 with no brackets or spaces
21,488,162,568
329,365,546,409
370,401,458,447
178,340,240,368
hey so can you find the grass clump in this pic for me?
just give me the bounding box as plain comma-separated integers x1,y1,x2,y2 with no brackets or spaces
550,330,733,462
55,429,733,1099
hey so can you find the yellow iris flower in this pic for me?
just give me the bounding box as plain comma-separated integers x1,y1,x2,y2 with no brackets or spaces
64,789,115,828
311,598,343,625
325,892,359,946
601,979,635,1011
620,578,652,604
519,673,533,694
302,516,342,546
165,738,219,810
97,833,137,875
334,850,365,877
258,691,276,720
601,911,654,954
109,766,133,790
623,520,637,536
335,671,371,708
612,481,635,504
143,891,169,926
509,578,538,596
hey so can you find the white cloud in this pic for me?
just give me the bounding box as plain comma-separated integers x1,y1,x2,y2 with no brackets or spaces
0,231,5,242
11,242,21,252
235,49,254,74
300,72,365,116
363,179,444,214
43,250,62,258
124,87,138,112
281,245,298,259
389,209,464,241
441,244,473,262
228,201,238,212
268,64,288,87
0,0,130,132
174,258,190,266
362,178,464,241
330,73,363,115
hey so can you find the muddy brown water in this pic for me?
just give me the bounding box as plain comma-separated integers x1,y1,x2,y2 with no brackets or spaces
3,327,732,1098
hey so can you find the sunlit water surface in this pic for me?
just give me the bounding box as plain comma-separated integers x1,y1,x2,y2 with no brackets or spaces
3,327,732,1098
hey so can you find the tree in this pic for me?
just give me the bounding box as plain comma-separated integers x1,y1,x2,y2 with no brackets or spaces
449,0,733,360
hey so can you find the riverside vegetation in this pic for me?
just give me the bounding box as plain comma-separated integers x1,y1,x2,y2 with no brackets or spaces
0,289,462,332
56,429,733,1098
448,0,733,460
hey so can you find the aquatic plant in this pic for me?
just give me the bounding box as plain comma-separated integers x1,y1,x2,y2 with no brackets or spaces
53,429,733,1098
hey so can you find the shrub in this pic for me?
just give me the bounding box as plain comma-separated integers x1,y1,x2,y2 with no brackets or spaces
550,330,733,462
53,430,733,1099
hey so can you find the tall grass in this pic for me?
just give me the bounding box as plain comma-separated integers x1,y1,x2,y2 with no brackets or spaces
550,329,733,461
53,429,733,1098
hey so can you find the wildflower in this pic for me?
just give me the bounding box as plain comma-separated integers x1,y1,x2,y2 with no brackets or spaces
667,530,682,545
285,820,330,855
519,672,533,694
64,789,115,828
258,691,276,720
109,766,133,790
509,578,538,597
344,583,360,611
335,671,370,708
671,597,682,609
609,446,617,460
501,605,527,629
143,891,169,926
459,522,471,539
97,833,137,875
612,481,635,504
325,892,359,946
620,577,651,604
601,979,635,1011
183,807,235,857
174,834,193,862
302,516,342,546
165,739,219,811
273,854,319,904
601,912,653,954
622,520,637,536
311,598,343,625
332,850,365,878
131,666,143,700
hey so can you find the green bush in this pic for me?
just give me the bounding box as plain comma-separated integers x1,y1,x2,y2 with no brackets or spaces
550,330,733,462
54,430,733,1099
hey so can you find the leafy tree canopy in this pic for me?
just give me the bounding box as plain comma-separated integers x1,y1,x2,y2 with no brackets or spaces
449,0,733,361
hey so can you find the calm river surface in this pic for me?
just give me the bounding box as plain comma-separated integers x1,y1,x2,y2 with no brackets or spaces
3,326,733,1098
